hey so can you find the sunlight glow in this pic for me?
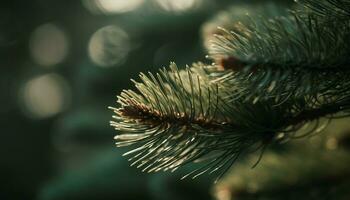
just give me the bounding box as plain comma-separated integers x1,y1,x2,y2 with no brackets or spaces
20,74,71,119
88,25,130,67
155,0,201,12
83,0,144,14
29,23,69,67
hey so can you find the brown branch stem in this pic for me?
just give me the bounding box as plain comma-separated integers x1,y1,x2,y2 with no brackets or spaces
287,102,350,126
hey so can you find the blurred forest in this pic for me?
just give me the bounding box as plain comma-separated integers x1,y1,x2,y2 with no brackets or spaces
0,0,234,199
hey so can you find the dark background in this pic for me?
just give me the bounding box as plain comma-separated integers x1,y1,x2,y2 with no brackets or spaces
5,1,348,200
0,0,236,199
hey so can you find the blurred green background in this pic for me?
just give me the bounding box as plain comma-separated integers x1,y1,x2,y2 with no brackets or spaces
0,0,235,199
6,1,348,200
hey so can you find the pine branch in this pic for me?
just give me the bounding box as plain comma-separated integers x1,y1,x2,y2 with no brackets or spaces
206,0,350,103
109,0,350,181
201,2,289,55
298,0,350,19
210,63,350,105
208,2,350,66
110,63,350,180
287,101,350,126
110,63,277,180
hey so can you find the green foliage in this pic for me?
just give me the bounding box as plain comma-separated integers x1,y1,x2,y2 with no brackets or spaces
208,0,350,103
201,2,289,51
110,63,349,180
209,10,350,66
110,63,275,180
214,118,350,200
299,0,350,19
110,0,350,180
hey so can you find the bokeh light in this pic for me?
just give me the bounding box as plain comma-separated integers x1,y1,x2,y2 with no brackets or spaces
29,23,69,67
88,25,130,67
19,73,71,119
155,0,202,13
326,137,338,150
215,187,232,200
83,0,144,14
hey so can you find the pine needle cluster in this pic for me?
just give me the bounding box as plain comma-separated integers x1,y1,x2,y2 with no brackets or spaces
110,0,350,180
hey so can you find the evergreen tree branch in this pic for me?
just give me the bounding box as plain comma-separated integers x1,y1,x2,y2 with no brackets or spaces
110,0,350,180
110,63,350,179
298,0,350,19
110,63,277,179
287,101,350,126
206,0,350,103
210,63,350,104
208,0,350,67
